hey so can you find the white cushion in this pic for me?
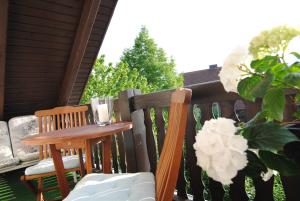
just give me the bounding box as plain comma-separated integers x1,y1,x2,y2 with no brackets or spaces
25,155,82,175
64,172,155,201
0,121,20,168
8,115,39,161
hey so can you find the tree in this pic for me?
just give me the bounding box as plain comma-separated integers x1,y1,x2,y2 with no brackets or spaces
80,55,150,104
120,26,183,90
249,25,300,59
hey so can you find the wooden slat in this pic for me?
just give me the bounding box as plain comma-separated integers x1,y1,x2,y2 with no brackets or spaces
144,108,157,174
0,0,8,120
134,90,173,110
185,104,204,201
111,135,119,173
58,0,101,106
114,110,126,173
154,107,166,154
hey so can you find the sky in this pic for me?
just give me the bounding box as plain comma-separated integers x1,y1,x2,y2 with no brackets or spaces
99,0,300,73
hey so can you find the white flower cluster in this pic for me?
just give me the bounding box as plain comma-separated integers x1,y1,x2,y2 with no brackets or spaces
193,118,248,185
284,36,300,65
219,46,249,93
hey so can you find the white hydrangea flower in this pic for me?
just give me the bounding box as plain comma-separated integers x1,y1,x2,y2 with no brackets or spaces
219,46,249,93
261,168,274,181
193,118,248,185
284,36,300,65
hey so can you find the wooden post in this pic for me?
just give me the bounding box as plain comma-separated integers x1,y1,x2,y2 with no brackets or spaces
0,0,8,120
118,89,139,172
57,0,101,106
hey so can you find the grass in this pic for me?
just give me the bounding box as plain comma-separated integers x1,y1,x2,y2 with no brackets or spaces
0,168,79,201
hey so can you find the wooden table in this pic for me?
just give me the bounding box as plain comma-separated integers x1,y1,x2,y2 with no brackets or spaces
21,122,132,199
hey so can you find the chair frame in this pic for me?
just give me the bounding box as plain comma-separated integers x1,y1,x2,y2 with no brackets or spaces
155,88,192,201
20,105,88,201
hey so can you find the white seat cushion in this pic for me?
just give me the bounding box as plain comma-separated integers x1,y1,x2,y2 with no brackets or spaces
25,155,82,175
0,121,20,168
63,172,155,201
8,115,39,162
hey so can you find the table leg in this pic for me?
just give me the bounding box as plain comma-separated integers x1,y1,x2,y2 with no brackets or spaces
49,144,69,199
78,148,86,177
85,139,93,174
102,136,112,173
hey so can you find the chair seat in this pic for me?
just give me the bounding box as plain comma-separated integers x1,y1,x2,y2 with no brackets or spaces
63,172,155,201
25,155,82,175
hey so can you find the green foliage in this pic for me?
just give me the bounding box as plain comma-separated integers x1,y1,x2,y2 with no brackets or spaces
80,55,150,103
249,25,300,59
81,26,183,104
242,122,298,152
259,150,300,176
120,26,183,90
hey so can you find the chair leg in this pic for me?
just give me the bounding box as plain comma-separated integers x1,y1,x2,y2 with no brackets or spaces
37,177,44,201
20,175,37,194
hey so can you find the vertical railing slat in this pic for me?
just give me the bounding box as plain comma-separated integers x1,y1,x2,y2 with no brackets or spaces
185,104,205,201
144,108,157,174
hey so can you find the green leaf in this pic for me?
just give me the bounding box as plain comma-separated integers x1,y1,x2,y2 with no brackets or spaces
259,150,300,176
251,56,279,73
237,76,262,101
291,52,300,60
251,73,274,98
295,94,300,103
262,88,285,121
283,72,300,88
242,122,299,152
288,62,300,72
245,150,268,178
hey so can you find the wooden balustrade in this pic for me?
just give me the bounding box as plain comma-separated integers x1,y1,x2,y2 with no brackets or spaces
86,81,300,201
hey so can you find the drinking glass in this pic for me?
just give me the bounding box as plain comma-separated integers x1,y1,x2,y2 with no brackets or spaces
90,97,113,126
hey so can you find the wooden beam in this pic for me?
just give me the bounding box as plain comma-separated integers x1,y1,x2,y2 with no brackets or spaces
57,0,101,106
0,0,8,120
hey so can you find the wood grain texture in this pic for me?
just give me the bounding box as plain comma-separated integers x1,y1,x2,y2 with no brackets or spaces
58,0,101,105
49,144,70,198
22,122,132,145
156,88,192,201
0,0,8,120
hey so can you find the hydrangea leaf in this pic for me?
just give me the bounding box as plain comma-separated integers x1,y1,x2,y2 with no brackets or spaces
237,76,262,101
242,122,299,152
259,150,300,176
291,52,300,60
262,88,285,121
245,150,268,178
283,72,300,88
250,56,279,73
251,73,274,98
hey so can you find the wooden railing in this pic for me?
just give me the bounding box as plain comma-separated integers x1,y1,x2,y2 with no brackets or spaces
88,81,300,201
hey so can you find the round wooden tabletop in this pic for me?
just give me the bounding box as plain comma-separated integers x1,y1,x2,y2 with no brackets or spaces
21,122,132,145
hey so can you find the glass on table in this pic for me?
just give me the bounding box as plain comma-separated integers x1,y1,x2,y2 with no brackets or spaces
90,97,113,126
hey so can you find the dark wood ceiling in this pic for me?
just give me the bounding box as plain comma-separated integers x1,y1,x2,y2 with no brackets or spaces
1,0,118,120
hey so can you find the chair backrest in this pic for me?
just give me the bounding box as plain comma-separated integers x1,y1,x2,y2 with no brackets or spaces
155,88,192,201
35,105,88,159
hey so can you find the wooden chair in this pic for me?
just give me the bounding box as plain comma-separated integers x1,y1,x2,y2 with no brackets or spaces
63,88,192,201
21,105,88,201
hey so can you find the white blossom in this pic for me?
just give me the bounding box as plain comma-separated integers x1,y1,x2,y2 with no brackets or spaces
193,118,248,185
284,36,300,65
261,168,274,181
219,46,249,93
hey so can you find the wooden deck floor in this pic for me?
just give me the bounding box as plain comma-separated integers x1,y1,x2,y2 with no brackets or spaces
0,169,78,201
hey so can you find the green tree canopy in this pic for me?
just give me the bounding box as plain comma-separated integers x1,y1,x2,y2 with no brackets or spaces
249,25,300,59
120,26,183,90
80,55,150,103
